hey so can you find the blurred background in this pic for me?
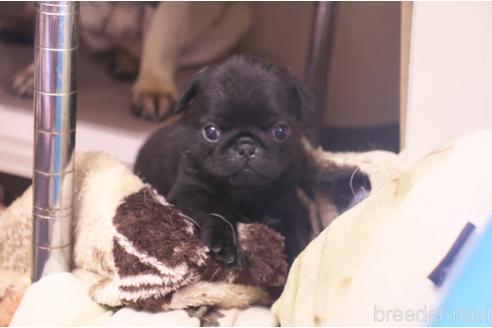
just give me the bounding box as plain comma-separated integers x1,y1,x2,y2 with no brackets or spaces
2,1,492,206
0,1,402,205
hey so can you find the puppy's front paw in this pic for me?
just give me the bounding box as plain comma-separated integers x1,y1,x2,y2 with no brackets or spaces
130,75,178,122
201,217,243,267
10,63,34,98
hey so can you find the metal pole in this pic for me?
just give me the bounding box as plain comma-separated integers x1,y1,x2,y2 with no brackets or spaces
32,1,79,282
306,1,337,146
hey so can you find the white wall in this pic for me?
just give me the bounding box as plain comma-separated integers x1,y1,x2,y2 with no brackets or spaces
404,2,492,163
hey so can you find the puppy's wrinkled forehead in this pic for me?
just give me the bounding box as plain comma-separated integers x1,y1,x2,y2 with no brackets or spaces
198,59,300,126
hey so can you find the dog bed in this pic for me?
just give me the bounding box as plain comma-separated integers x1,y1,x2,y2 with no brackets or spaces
0,141,401,325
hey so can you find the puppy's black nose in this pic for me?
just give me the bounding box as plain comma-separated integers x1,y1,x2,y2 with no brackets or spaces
236,141,256,159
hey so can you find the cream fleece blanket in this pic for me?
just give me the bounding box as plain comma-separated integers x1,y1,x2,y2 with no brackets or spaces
273,129,492,326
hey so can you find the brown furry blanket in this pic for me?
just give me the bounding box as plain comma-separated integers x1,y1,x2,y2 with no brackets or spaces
110,186,287,311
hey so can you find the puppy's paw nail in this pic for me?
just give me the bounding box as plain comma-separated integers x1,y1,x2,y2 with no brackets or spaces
224,255,235,265
213,251,237,267
211,245,222,254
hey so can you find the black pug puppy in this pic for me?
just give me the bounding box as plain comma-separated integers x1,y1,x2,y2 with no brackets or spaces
134,56,314,266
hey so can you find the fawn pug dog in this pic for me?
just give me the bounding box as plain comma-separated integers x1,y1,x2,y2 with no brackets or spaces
135,56,315,266
3,2,251,121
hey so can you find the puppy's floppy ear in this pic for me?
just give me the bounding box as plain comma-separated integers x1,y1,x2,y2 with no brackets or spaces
174,80,198,113
174,66,212,113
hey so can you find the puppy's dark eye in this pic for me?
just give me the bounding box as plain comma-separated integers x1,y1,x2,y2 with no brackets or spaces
272,124,290,141
203,124,221,142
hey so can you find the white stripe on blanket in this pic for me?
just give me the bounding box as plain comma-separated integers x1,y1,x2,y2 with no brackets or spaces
114,231,189,280
120,286,173,301
119,273,200,288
